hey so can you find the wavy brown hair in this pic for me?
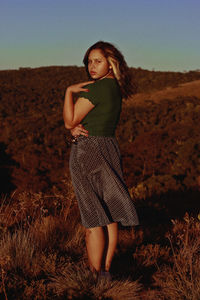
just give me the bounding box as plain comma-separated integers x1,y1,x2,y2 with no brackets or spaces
83,41,136,99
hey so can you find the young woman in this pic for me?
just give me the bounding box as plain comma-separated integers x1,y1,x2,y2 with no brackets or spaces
63,41,139,278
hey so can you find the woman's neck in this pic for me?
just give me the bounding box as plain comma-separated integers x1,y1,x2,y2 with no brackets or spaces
98,70,114,81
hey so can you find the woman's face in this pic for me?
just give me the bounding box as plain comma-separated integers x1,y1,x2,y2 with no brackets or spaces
88,49,110,80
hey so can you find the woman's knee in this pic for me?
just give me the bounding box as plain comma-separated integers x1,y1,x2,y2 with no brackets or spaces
85,226,104,242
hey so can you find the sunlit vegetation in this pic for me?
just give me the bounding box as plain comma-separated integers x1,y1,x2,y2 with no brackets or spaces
0,66,200,299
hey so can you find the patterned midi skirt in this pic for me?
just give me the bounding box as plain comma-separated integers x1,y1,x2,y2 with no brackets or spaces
69,135,139,228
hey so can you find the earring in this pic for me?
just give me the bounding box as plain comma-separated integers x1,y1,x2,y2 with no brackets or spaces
109,66,112,70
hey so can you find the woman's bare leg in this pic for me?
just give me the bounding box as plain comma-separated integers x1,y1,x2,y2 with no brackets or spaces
85,226,105,272
104,222,118,271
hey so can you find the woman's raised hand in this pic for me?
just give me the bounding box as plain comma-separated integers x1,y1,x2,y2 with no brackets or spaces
70,124,88,137
67,81,94,94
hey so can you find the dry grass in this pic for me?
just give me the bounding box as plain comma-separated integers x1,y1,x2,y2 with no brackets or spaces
0,193,19,229
152,214,200,300
50,261,142,299
0,189,200,299
0,229,39,276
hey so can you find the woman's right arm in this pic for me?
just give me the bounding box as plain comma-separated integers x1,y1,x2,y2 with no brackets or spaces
63,81,94,129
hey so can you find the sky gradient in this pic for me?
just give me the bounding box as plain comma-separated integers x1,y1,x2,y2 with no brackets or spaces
1,0,200,71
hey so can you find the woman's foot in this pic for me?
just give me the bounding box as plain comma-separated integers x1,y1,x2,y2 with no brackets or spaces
98,270,112,281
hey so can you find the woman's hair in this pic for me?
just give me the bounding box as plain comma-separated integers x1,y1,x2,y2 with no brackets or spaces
83,41,137,99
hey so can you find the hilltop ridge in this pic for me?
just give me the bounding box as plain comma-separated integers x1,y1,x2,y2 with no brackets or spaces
129,79,200,105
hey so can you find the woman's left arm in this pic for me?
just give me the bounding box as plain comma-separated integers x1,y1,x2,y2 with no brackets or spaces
63,81,94,129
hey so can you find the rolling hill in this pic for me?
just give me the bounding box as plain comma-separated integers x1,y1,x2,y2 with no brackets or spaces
128,79,200,105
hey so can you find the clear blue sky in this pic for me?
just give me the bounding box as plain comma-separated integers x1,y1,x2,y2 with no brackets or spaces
1,0,200,71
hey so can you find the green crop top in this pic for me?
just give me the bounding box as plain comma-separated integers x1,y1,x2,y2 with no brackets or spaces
78,78,122,137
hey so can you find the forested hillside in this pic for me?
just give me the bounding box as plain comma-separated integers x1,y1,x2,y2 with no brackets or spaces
0,66,200,299
1,66,200,194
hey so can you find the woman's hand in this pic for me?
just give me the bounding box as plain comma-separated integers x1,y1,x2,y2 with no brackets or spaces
70,124,88,137
67,81,94,94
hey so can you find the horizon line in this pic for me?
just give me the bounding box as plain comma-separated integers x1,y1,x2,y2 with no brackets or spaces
1,65,200,74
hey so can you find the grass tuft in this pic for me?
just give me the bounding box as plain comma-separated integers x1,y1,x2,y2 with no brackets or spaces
49,261,142,299
0,229,40,277
153,214,200,300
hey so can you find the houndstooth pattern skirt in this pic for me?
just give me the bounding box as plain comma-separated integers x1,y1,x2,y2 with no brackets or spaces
69,135,139,228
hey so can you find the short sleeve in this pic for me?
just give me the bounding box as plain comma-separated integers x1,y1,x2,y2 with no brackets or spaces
78,83,99,106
